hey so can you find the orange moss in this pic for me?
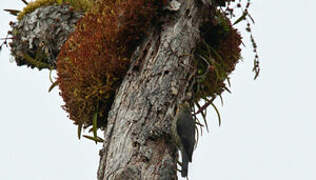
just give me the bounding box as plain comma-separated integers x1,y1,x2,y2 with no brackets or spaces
57,0,162,129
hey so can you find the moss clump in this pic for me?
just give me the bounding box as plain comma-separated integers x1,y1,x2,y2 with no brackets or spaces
17,0,93,20
57,0,162,133
194,10,242,100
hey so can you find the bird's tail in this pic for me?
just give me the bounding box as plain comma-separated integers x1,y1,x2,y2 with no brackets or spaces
181,152,189,177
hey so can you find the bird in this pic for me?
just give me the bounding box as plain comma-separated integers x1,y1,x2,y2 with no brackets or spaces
172,102,196,177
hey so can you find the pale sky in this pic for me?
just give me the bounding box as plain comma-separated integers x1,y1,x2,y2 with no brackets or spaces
1,0,316,180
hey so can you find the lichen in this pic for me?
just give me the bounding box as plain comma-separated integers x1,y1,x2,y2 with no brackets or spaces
9,4,84,70
17,0,93,20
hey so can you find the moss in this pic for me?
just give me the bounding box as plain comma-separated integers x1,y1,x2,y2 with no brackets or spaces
22,52,54,69
194,10,242,100
17,0,93,20
57,0,162,132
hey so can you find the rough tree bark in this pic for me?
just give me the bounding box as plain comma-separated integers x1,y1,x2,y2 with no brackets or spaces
97,0,207,179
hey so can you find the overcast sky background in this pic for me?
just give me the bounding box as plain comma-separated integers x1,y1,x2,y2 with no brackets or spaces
1,0,315,180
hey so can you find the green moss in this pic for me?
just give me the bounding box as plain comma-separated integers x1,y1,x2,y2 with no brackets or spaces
17,0,93,20
194,11,242,101
23,53,54,69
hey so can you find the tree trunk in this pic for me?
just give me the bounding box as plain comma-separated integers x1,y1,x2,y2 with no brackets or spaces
97,0,206,179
